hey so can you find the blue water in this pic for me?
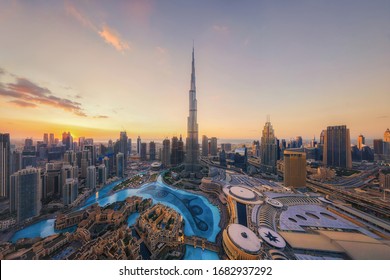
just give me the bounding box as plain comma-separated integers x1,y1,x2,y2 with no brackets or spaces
10,174,221,256
184,245,220,260
127,212,140,227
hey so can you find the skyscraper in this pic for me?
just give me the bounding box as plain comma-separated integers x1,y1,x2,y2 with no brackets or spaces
202,135,209,157
210,137,218,156
0,133,11,198
385,128,390,142
140,143,147,161
62,131,73,150
63,178,78,206
149,141,156,161
323,125,352,169
357,134,365,150
116,153,125,178
87,166,96,190
260,120,278,174
162,138,171,168
98,164,107,186
43,133,48,144
119,131,128,163
284,150,306,188
178,135,185,164
10,167,42,222
171,136,179,166
185,47,200,172
137,136,141,155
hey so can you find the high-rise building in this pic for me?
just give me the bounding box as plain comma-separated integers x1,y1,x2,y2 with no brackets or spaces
10,167,42,222
64,150,76,166
0,133,11,198
61,164,77,188
162,138,171,168
323,125,352,169
295,136,303,148
87,166,96,190
43,133,48,144
202,135,209,156
63,178,78,206
374,139,384,155
252,141,260,157
116,153,125,178
185,47,200,172
98,164,107,186
171,136,179,166
357,134,365,150
284,150,306,188
210,137,218,156
137,136,141,155
49,133,55,145
140,143,147,161
103,156,110,178
11,150,22,174
119,131,128,163
385,128,390,142
127,138,132,156
221,143,232,152
43,163,61,199
260,120,278,174
379,170,390,189
62,132,73,150
178,135,185,164
83,144,95,166
149,141,156,161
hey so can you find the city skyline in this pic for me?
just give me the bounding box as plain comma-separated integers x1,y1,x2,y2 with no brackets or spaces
1,1,390,140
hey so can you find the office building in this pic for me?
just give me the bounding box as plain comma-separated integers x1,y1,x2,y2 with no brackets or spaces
178,135,185,164
49,133,55,145
284,150,306,188
11,150,22,174
43,163,61,199
98,164,107,186
260,120,278,174
379,170,390,189
149,141,156,161
210,137,218,156
116,153,125,178
43,133,48,144
63,178,78,206
221,143,232,152
171,136,179,166
323,125,352,169
62,132,73,151
185,47,200,172
137,136,141,155
87,166,96,190
0,133,11,198
385,128,390,142
140,143,147,161
202,135,209,156
10,167,42,222
357,134,365,150
162,138,170,168
119,131,128,163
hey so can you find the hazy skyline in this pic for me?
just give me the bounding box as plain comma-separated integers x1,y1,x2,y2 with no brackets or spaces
1,0,389,141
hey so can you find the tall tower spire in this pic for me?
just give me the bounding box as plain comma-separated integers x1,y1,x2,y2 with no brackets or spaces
185,45,200,173
191,45,196,92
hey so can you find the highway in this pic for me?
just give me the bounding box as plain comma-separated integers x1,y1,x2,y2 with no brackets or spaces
307,179,390,219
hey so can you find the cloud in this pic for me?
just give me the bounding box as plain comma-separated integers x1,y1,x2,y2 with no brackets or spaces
213,24,229,35
0,74,86,116
65,1,97,31
0,68,5,75
8,100,37,108
65,2,130,52
377,115,388,119
99,24,130,52
93,115,109,119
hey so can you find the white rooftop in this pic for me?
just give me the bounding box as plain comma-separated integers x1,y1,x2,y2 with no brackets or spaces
227,224,261,253
258,227,286,249
230,186,256,200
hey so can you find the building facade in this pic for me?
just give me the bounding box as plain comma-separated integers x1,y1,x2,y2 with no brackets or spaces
284,150,306,188
260,120,278,174
323,125,352,169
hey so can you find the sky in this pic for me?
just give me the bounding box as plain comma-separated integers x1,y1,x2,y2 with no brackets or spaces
0,0,389,142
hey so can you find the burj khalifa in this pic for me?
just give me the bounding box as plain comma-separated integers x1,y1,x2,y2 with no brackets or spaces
185,47,200,172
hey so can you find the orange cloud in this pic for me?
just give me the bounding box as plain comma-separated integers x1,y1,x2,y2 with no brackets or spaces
99,24,130,52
